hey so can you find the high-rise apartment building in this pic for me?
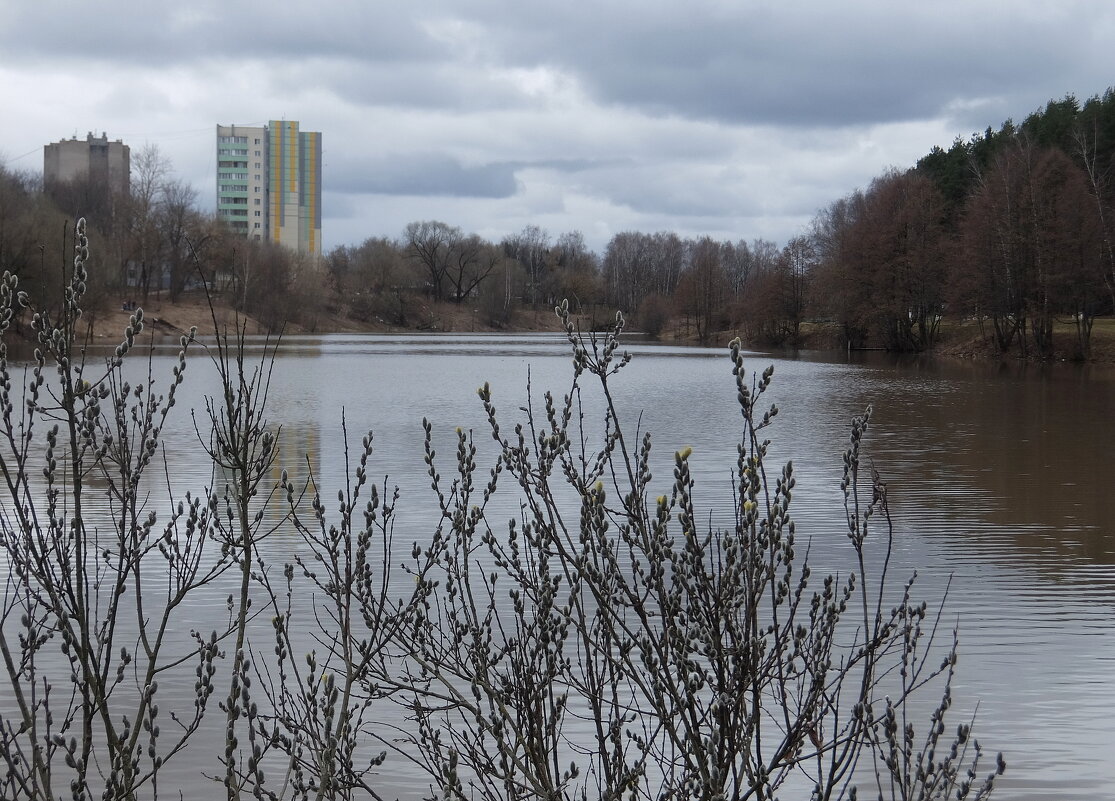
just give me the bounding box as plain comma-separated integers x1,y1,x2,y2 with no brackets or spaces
268,121,322,256
44,132,130,195
216,121,321,255
216,123,267,241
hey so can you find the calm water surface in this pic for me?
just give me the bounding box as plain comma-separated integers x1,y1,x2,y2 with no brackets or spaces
10,332,1115,799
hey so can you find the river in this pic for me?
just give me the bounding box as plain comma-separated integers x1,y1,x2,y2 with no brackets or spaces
5,331,1115,799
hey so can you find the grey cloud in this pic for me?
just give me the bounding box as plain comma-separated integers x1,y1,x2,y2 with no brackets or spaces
321,61,531,113
587,167,762,218
531,158,624,173
1,3,436,66
330,153,519,198
7,0,1102,132
463,2,1097,127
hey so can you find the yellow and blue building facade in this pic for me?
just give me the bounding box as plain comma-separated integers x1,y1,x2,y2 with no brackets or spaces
216,120,321,255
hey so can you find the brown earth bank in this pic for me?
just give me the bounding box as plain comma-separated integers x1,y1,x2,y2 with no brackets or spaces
71,294,1115,365
78,292,573,342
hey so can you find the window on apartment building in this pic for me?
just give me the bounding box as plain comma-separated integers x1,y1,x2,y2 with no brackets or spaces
254,138,260,144
255,150,260,156
254,211,260,216
254,198,260,205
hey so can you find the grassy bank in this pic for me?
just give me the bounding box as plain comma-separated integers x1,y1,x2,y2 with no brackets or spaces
933,317,1115,363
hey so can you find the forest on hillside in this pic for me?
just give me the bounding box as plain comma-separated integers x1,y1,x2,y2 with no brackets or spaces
833,90,1115,358
3,89,1114,356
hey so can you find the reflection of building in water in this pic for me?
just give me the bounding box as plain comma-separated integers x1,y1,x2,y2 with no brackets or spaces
206,425,320,491
271,424,322,496
199,423,321,545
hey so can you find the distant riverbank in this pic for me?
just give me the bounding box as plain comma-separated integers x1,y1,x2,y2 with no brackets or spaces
64,292,1115,365
76,293,568,341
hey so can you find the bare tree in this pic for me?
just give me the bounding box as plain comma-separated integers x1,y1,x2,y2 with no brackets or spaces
0,222,222,800
124,143,171,302
811,194,870,349
405,220,460,301
551,230,601,311
445,233,499,304
675,236,728,344
0,166,70,310
159,178,203,301
328,237,412,323
1072,123,1115,311
502,224,550,306
721,238,753,298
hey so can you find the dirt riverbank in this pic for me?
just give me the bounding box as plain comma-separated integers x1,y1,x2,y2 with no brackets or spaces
72,293,1115,365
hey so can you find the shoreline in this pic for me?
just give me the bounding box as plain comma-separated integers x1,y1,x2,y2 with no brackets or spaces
59,294,1115,366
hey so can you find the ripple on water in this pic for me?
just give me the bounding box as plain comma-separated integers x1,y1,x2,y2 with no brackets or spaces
3,339,1114,799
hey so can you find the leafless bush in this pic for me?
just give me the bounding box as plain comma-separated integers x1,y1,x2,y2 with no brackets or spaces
0,221,1002,800
394,302,1004,800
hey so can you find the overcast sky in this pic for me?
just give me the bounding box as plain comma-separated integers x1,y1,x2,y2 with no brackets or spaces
2,1,1112,253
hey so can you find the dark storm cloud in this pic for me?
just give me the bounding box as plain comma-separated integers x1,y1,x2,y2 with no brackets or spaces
330,153,519,198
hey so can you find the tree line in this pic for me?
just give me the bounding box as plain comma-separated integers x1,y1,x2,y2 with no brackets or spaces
1,148,794,341
594,89,1115,356
370,88,1115,357
593,89,1115,356
803,90,1115,358
4,87,1114,354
